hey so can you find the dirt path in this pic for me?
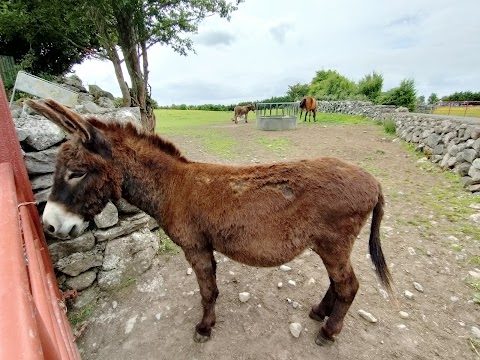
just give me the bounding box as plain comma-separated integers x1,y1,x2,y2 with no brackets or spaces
76,120,480,360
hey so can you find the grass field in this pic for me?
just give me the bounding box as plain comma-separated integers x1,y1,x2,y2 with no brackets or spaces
154,109,371,132
433,106,480,118
154,109,371,159
155,109,237,133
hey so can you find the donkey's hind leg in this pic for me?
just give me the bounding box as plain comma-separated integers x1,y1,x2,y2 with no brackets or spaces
311,245,359,345
184,248,219,342
309,277,336,321
318,259,359,345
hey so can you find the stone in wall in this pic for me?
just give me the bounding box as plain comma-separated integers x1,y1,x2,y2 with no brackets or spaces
24,147,59,175
48,232,96,263
97,227,160,291
316,101,480,192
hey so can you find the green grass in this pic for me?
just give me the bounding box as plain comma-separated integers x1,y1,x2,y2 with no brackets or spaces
400,139,480,304
155,109,240,159
468,256,480,266
255,137,292,156
158,237,180,255
68,302,95,327
433,106,480,118
383,118,397,134
155,109,234,133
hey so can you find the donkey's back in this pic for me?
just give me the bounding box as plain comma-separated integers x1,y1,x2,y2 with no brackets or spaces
168,157,380,267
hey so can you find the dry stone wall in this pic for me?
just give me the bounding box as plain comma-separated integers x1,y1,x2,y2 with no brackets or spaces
10,76,166,308
316,101,480,192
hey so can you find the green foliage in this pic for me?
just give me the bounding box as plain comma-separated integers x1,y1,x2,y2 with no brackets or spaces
161,103,237,111
428,93,439,104
158,238,180,255
286,83,310,101
258,95,292,103
442,91,480,101
378,78,417,111
357,71,383,102
416,95,425,105
383,118,396,134
68,302,95,327
0,0,99,83
309,70,357,100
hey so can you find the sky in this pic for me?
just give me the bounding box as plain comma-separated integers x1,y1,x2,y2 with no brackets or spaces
71,0,480,106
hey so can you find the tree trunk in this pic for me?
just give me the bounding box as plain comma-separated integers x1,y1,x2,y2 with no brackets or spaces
107,46,131,107
141,41,156,132
116,14,154,133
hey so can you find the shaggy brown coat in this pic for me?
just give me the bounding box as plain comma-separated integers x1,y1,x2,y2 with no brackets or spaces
231,104,255,124
27,99,394,347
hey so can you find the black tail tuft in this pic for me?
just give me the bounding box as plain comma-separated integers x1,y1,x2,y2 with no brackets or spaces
369,190,396,304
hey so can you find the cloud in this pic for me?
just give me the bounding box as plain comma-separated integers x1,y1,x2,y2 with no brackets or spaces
72,0,480,104
268,22,293,44
195,31,236,47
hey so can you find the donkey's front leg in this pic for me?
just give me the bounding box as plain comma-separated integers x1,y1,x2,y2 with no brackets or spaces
184,248,219,342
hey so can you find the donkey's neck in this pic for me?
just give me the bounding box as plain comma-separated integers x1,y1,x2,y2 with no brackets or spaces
114,132,188,224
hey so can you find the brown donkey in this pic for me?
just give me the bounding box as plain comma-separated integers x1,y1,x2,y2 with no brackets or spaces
27,99,394,347
231,104,255,124
299,96,317,122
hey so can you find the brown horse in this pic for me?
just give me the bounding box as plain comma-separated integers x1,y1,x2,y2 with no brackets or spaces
27,99,394,347
299,96,317,122
231,104,255,124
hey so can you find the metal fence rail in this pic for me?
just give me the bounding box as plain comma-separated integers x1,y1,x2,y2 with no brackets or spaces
0,75,80,359
255,102,300,119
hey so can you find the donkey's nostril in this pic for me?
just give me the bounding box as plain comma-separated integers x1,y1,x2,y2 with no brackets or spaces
47,225,55,233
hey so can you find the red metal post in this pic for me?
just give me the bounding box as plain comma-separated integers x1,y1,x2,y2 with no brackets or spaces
0,74,81,359
0,163,44,360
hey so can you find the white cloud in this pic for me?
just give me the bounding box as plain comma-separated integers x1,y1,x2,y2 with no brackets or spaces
71,0,480,105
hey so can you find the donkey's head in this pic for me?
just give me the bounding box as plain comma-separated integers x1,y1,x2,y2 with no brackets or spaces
27,99,123,239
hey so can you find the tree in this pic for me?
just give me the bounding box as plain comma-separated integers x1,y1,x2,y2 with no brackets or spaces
442,91,480,101
357,71,383,103
428,93,439,105
286,83,310,101
378,78,417,111
309,70,357,100
0,0,98,81
416,95,425,105
80,0,243,132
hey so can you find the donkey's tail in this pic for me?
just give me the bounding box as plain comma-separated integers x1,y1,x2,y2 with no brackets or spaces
369,189,396,304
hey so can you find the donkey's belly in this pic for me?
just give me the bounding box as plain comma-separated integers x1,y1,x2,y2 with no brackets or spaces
212,236,308,268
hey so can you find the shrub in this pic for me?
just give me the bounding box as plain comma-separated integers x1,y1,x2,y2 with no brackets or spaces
378,78,416,111
383,118,396,134
358,71,383,103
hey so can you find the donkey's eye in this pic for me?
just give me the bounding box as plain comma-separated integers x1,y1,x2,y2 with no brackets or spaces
68,172,87,181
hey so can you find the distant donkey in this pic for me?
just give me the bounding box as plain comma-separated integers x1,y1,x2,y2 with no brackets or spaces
299,96,317,122
231,104,255,124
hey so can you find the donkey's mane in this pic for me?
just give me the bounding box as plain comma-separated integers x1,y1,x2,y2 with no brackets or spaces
86,117,189,163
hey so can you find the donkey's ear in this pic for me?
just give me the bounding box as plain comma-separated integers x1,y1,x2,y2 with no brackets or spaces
26,99,94,142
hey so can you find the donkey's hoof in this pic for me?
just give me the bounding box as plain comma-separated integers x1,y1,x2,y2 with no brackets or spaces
309,308,325,322
315,333,334,346
193,326,211,343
